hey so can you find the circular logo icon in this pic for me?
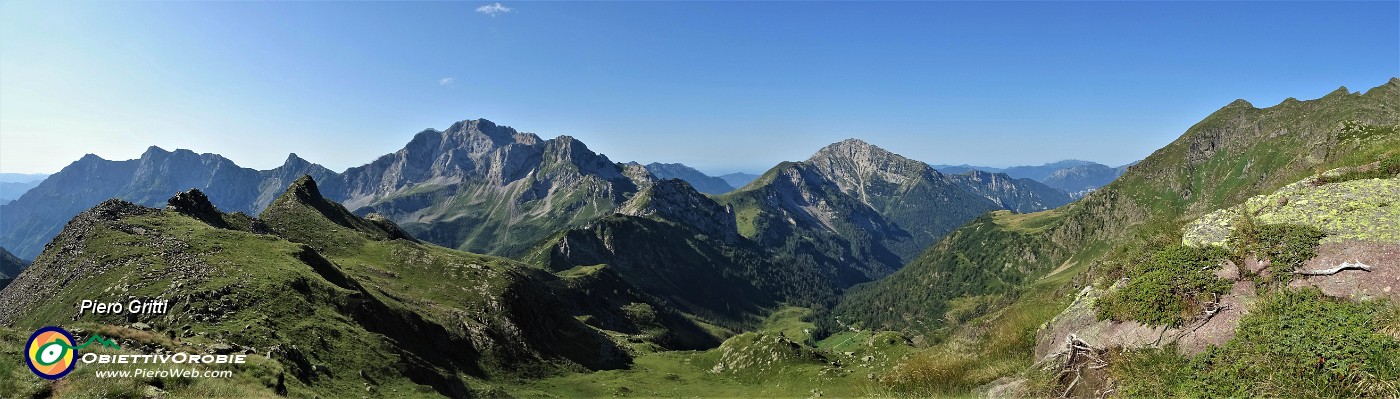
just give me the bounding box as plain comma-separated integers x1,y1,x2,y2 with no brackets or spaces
25,326,77,380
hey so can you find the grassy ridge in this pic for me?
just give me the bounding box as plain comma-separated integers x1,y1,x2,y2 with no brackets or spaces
0,178,639,398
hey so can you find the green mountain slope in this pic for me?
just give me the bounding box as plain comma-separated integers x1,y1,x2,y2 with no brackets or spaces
0,176,655,398
836,78,1400,336
720,161,919,287
533,179,839,332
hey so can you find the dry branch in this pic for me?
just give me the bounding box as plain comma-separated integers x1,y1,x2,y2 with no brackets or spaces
1297,261,1373,276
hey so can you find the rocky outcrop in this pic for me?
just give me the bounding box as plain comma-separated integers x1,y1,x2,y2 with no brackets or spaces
166,189,229,229
1184,171,1400,247
364,213,417,242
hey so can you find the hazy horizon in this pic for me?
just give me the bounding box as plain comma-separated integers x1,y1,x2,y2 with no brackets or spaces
2,2,1396,175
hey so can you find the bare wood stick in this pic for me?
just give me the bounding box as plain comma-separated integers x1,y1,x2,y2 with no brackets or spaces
1297,261,1374,276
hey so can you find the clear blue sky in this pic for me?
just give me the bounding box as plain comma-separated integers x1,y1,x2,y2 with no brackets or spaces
2,1,1396,175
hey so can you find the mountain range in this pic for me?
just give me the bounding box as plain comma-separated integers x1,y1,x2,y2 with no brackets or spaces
932,159,1130,198
0,123,1070,267
0,78,1395,398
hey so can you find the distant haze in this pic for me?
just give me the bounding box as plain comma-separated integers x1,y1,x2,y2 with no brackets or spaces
1,2,1395,174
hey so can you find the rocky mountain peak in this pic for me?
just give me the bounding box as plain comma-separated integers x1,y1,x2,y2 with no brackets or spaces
283,175,326,205
805,139,937,201
810,138,889,161
443,118,520,147
1226,99,1255,109
808,139,926,173
140,145,170,158
263,175,408,244
281,153,310,169
621,162,657,189
543,135,623,178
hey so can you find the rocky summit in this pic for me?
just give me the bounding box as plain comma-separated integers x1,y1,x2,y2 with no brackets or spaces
338,119,651,257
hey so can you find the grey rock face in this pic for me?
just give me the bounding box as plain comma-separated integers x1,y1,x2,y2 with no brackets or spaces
338,120,648,256
619,179,738,242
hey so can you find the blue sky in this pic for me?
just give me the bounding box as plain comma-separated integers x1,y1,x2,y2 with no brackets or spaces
1,1,1396,175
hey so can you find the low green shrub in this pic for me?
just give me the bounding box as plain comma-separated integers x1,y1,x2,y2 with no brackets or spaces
1228,222,1326,289
1096,245,1231,327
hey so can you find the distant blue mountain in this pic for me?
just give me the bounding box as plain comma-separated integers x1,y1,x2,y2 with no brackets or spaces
640,163,737,194
931,160,1132,199
0,181,45,202
0,173,49,183
0,173,51,203
718,172,760,188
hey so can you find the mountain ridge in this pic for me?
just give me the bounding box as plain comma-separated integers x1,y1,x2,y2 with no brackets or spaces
639,162,735,194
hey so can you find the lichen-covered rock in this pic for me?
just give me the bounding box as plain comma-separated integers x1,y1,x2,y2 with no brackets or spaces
1184,172,1400,247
